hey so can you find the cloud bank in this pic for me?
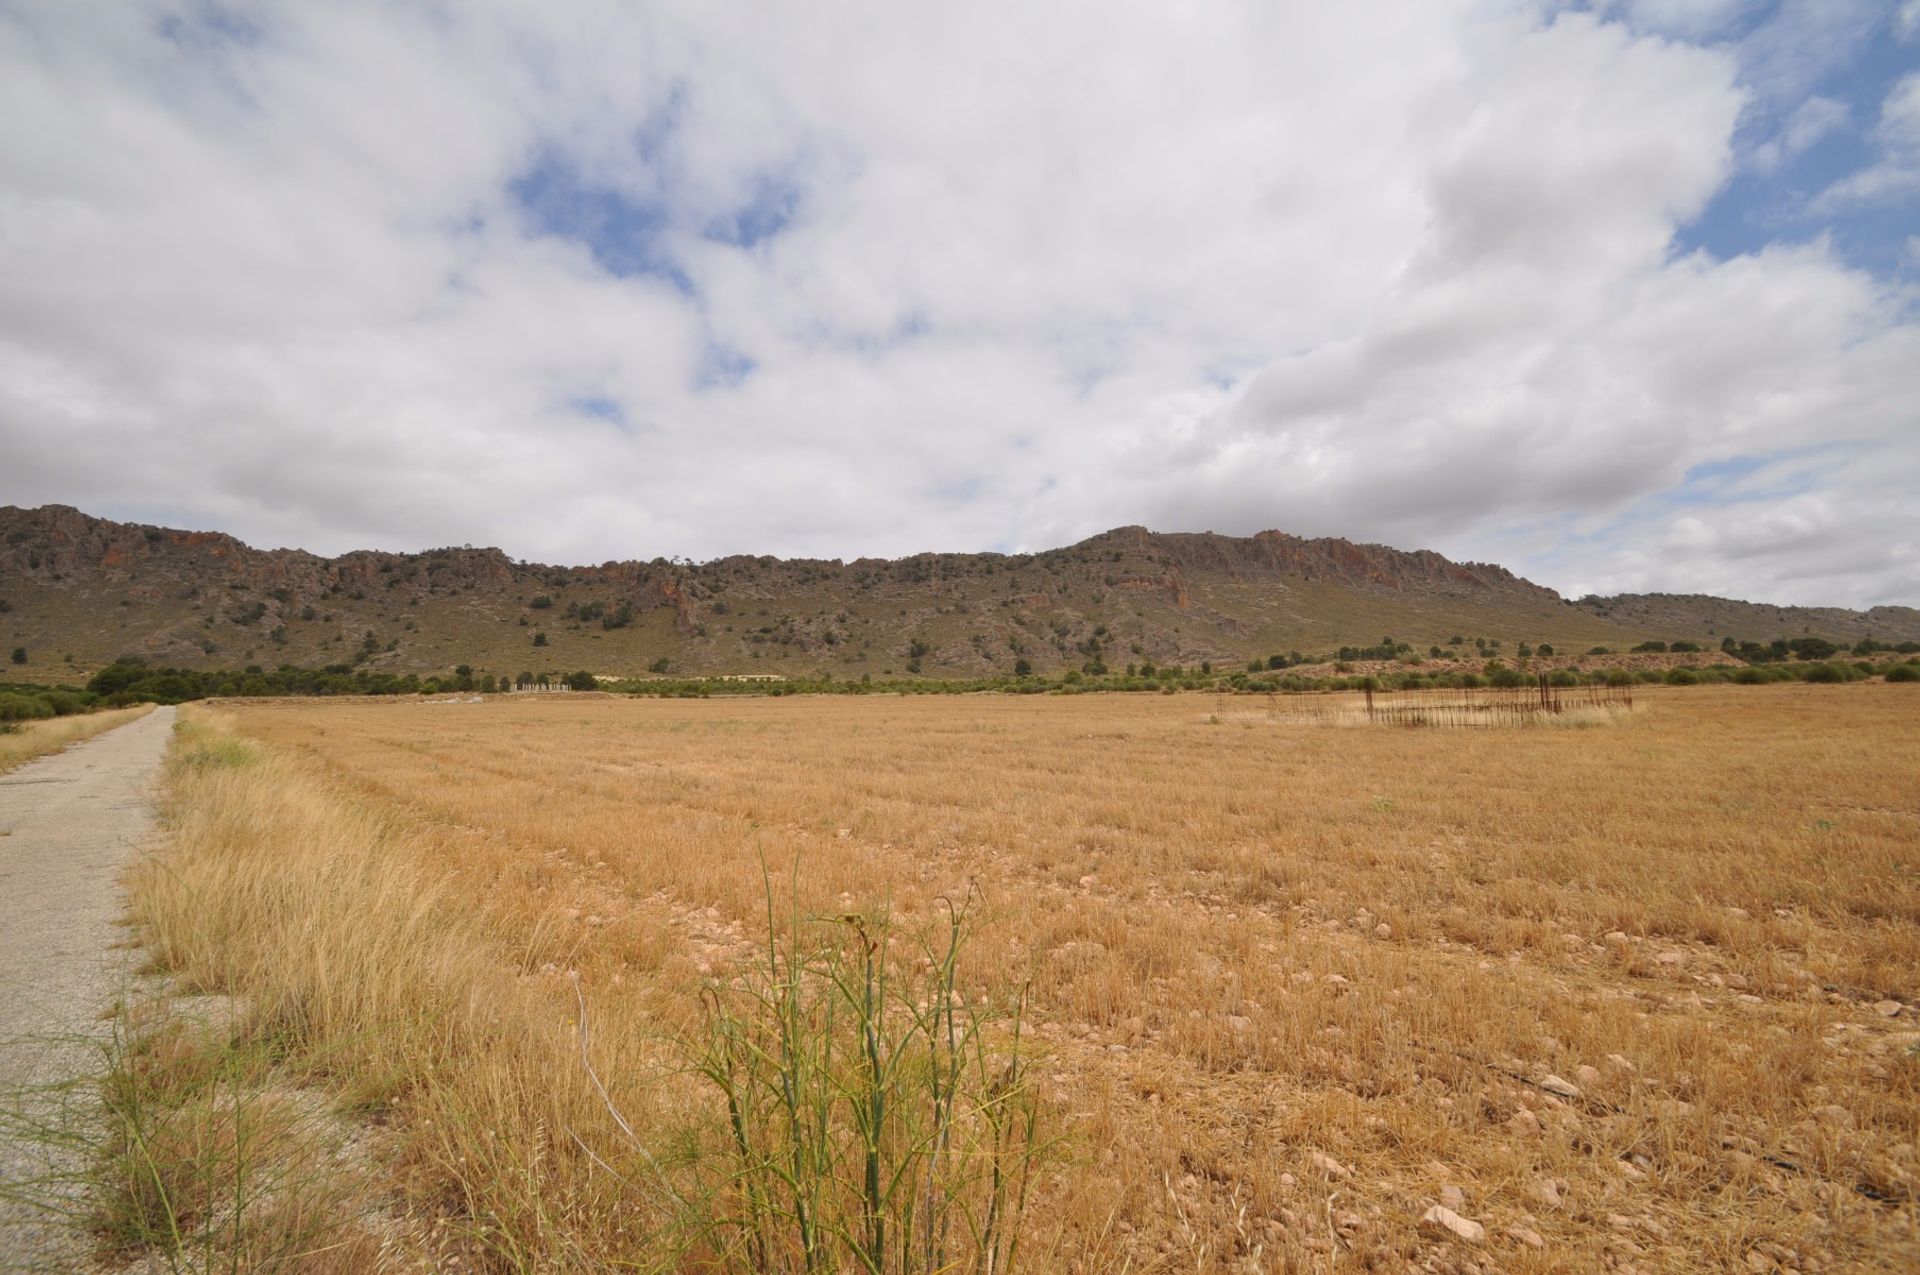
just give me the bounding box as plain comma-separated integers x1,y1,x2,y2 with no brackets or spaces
0,0,1915,606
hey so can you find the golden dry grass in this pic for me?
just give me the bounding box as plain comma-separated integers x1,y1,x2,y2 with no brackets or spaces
0,703,153,773
131,685,1920,1272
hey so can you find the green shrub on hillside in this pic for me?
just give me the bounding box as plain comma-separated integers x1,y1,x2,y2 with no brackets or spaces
0,692,55,722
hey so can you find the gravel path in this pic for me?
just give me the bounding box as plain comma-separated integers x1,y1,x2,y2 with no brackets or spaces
0,706,176,1271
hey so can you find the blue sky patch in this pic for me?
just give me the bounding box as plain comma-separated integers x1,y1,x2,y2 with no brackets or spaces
567,393,629,428
155,1,262,52
1671,2,1919,278
509,143,693,293
704,171,803,249
695,342,756,389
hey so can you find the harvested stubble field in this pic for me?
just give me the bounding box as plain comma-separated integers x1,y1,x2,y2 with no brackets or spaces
130,685,1919,1273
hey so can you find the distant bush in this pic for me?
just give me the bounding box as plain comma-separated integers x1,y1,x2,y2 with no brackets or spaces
1547,669,1579,687
1603,668,1635,687
528,594,553,609
1800,662,1848,683
1885,664,1919,683
0,692,54,722
1669,640,1701,653
565,670,598,691
41,690,86,716
1631,641,1667,653
1664,667,1699,685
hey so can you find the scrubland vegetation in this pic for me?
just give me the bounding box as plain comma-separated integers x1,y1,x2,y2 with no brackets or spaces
54,641,1920,706
99,685,1920,1271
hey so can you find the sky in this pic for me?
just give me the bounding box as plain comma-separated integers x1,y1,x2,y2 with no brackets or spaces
1,1,1916,608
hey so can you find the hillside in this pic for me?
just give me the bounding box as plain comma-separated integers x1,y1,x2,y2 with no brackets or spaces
1575,592,1920,643
2,504,1912,683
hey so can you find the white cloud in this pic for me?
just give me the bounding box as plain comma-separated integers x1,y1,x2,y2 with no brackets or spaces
0,0,1916,608
1811,72,1920,209
1748,93,1847,172
1900,0,1920,41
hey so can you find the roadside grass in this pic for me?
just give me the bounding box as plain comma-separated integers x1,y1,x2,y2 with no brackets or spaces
0,704,154,774
91,687,1920,1271
0,993,382,1274
108,714,1049,1271
90,998,388,1272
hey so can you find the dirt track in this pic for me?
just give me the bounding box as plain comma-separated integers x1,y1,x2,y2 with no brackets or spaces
0,706,175,1271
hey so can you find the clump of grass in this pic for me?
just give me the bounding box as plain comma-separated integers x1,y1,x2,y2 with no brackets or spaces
89,1001,384,1272
0,996,381,1274
675,875,1045,1274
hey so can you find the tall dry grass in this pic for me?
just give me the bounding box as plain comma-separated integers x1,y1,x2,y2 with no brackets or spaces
124,686,1920,1271
0,703,153,772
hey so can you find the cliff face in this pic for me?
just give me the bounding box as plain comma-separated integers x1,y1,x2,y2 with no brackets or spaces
2,504,1906,682
1082,526,1554,598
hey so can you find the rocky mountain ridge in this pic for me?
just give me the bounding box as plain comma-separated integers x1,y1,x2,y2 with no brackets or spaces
2,504,1912,681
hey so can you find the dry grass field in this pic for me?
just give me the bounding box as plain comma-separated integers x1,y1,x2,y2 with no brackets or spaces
0,704,153,774
120,685,1919,1273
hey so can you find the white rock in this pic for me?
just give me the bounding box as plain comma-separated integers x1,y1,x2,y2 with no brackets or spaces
1875,999,1904,1018
1308,1151,1352,1180
1509,1226,1545,1250
1575,1064,1603,1088
1439,1185,1466,1210
1539,1073,1581,1100
1419,1205,1485,1244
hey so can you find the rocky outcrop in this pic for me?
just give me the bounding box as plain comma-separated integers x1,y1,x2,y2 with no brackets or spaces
2,503,1908,678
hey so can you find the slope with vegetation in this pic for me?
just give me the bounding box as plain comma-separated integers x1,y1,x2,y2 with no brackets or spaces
4,503,1917,686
